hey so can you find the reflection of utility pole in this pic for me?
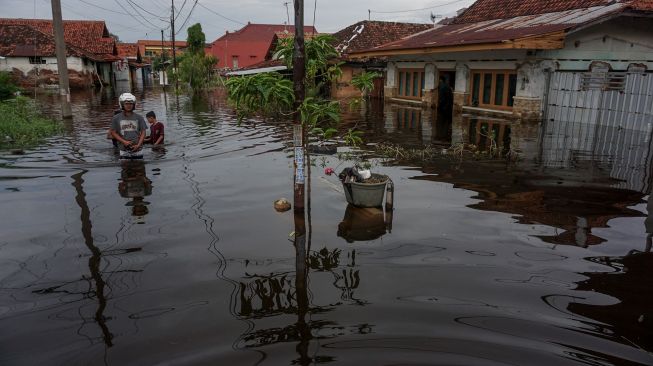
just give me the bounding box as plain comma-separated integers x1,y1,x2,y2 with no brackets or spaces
293,211,311,365
71,171,113,347
50,0,72,118
292,0,306,212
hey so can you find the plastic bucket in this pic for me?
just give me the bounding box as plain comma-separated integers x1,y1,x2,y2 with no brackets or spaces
342,174,388,208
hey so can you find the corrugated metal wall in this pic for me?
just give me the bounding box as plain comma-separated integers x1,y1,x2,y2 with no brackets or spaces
542,71,653,193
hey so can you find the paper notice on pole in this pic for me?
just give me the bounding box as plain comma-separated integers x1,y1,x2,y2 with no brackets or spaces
295,147,305,184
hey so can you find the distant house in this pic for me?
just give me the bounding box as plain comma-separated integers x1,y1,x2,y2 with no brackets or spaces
330,20,433,99
208,22,317,70
115,43,147,86
0,18,119,86
349,0,653,121
136,40,187,63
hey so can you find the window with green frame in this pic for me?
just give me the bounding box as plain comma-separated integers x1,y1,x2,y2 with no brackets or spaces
397,69,425,99
470,70,517,109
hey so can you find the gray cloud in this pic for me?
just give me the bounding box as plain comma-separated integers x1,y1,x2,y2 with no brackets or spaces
0,0,474,42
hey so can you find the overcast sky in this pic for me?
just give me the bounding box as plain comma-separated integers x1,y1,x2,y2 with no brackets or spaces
1,0,475,43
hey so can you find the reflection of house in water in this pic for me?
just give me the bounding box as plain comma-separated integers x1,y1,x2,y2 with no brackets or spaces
541,73,653,193
381,104,452,146
569,251,653,349
414,156,646,247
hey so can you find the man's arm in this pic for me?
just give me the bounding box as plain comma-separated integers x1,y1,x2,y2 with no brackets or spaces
134,130,146,150
110,129,132,146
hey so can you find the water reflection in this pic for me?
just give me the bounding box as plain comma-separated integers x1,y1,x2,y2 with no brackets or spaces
118,161,152,218
337,205,392,243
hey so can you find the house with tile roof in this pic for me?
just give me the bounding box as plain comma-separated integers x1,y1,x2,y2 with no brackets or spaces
208,22,317,70
330,20,433,99
348,0,653,122
0,24,99,88
115,43,147,86
0,18,119,87
136,40,187,62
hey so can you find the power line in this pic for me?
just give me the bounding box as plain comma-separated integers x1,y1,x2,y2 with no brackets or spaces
74,0,130,15
196,1,245,26
112,0,160,30
175,0,198,35
175,0,188,19
124,0,169,26
125,0,169,19
370,0,468,14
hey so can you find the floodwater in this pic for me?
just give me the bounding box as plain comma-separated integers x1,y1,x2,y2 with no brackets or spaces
1,87,652,366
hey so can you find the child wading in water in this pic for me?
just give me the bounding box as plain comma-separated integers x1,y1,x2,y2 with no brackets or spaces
144,111,165,145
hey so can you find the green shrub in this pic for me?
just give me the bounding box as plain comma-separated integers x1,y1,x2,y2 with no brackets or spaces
0,97,62,148
0,71,20,101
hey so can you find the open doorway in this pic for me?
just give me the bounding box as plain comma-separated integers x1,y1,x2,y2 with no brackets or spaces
437,70,456,113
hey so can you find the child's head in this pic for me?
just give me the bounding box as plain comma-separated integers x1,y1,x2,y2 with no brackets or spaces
146,111,156,124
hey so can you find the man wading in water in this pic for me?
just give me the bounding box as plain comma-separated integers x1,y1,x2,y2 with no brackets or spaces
110,93,147,160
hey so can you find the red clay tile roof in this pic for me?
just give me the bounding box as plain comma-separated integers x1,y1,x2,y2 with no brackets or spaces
332,20,433,55
116,43,139,58
629,0,653,10
0,18,116,57
0,24,93,59
453,0,615,24
213,23,317,43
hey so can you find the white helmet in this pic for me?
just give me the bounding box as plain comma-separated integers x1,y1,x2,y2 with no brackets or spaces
119,92,136,109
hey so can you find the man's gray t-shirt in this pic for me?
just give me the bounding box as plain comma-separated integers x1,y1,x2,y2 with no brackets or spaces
111,112,147,151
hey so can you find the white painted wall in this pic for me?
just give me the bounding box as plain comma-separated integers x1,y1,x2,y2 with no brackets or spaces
455,63,470,93
540,16,653,71
0,56,95,76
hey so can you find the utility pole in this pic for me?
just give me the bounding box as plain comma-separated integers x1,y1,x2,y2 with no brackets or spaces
160,29,166,88
51,0,72,118
292,0,306,212
171,0,178,91
368,9,371,21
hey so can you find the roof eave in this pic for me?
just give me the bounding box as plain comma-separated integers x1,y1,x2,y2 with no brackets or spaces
349,31,566,58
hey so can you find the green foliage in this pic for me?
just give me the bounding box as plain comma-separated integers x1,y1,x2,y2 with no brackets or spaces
299,97,340,128
343,128,364,147
351,71,381,96
226,72,294,119
0,72,20,101
311,127,337,142
178,52,219,90
0,97,62,148
276,34,341,83
151,51,169,72
177,23,219,91
186,23,206,55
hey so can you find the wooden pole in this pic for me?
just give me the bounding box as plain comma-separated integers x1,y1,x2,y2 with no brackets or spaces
171,0,178,91
160,29,168,88
293,0,306,212
51,0,72,118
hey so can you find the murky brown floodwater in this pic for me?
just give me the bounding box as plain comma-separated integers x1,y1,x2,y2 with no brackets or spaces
1,86,652,365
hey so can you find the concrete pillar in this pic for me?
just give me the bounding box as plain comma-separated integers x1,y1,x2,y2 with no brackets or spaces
451,112,468,146
453,63,470,113
421,108,433,145
384,62,397,99
513,61,554,121
423,63,437,108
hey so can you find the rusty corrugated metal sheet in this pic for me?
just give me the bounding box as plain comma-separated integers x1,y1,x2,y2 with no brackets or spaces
356,2,633,54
